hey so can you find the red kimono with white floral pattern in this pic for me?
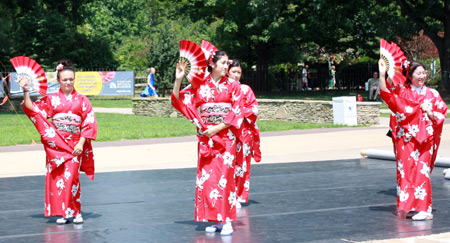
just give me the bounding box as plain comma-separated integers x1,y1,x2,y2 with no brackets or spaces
171,76,244,223
23,89,97,218
380,83,447,212
235,84,261,203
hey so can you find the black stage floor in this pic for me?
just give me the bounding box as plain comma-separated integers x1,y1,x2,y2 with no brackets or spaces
1,158,450,243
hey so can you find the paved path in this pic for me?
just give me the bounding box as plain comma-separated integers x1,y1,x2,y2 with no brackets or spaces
2,107,450,242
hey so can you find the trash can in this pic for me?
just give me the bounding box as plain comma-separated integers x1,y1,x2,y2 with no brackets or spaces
332,96,357,125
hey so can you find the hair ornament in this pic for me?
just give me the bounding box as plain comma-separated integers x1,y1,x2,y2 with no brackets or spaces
228,60,234,65
209,51,216,64
402,60,410,75
56,63,64,72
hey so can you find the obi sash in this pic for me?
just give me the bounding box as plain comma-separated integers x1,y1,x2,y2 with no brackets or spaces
200,102,232,124
52,113,82,134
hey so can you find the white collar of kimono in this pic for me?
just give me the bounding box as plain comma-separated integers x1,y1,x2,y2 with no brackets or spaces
65,91,73,99
210,75,225,87
411,84,424,94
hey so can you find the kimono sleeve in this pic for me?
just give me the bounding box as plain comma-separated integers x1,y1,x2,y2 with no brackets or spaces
171,85,205,131
429,90,448,165
241,85,258,124
25,96,53,119
23,96,76,172
431,90,448,126
223,81,244,129
379,85,404,115
80,96,98,140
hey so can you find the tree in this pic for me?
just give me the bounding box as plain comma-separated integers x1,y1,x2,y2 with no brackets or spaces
386,0,450,92
169,0,389,91
1,0,115,70
395,30,439,61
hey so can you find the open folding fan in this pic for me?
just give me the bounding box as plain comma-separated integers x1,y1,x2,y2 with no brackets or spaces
201,40,218,79
179,40,208,88
380,39,407,85
10,56,48,96
201,40,218,64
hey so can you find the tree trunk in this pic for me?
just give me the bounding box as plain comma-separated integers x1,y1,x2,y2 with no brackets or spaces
420,2,450,94
256,42,270,92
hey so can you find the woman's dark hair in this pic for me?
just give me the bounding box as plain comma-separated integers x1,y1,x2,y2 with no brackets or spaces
207,50,228,73
56,59,75,79
403,60,426,85
229,59,242,69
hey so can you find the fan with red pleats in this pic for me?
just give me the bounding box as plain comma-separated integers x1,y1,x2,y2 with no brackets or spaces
201,40,218,79
201,40,218,64
380,39,407,85
179,40,208,88
10,56,48,96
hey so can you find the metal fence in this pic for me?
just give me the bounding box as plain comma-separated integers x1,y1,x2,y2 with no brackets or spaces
1,63,377,95
238,63,376,93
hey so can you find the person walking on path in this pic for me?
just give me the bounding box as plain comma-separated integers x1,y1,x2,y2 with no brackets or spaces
301,65,311,91
378,58,447,221
171,50,244,235
328,65,336,89
19,60,98,224
140,67,158,97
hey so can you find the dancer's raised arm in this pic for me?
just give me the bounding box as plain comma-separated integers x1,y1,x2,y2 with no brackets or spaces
378,58,392,93
172,59,188,100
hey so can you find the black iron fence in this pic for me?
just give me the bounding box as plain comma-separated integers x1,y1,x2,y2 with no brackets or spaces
1,63,377,96
238,63,376,93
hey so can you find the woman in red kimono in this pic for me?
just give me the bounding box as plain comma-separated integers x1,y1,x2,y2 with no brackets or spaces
172,51,243,235
228,60,261,208
19,60,97,224
378,59,447,221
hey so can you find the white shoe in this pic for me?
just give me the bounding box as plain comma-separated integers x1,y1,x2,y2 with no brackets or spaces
73,214,83,224
220,222,233,236
205,223,222,233
56,217,68,224
236,202,242,208
238,198,246,203
412,211,433,221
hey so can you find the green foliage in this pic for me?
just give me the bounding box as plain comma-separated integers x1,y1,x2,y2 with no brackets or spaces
82,0,148,48
2,0,450,94
145,13,217,96
1,0,116,70
115,37,149,71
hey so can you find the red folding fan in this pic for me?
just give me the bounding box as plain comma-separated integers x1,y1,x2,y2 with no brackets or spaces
380,39,407,85
10,56,48,96
201,40,218,79
201,40,218,64
180,40,208,88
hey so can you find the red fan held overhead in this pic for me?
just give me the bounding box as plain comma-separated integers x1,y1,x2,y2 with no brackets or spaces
10,56,48,96
201,40,218,64
201,40,218,79
179,40,208,88
380,39,407,85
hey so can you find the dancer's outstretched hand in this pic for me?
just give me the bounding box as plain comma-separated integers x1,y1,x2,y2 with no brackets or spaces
18,78,29,92
378,59,387,76
176,59,188,81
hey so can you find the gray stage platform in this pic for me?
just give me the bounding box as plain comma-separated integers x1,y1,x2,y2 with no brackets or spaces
1,158,450,243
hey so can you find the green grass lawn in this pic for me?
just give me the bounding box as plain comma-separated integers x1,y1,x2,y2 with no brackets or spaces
0,112,348,146
89,99,132,108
